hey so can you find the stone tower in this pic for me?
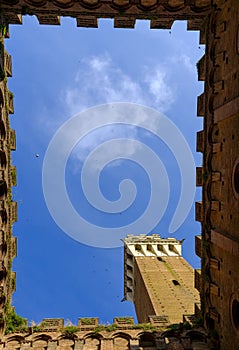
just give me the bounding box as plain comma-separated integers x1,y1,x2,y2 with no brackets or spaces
124,234,200,324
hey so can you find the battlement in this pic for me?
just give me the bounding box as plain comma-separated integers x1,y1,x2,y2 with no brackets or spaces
124,234,182,257
0,1,239,348
0,0,211,30
1,316,210,349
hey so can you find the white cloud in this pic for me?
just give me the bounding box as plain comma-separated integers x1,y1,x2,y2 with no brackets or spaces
40,53,177,173
144,67,175,112
64,54,174,115
171,53,195,74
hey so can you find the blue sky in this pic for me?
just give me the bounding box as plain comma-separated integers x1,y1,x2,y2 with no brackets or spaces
6,17,203,325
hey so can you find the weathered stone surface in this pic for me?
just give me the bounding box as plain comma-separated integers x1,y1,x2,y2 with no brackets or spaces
124,235,200,324
0,40,17,334
0,0,211,29
0,325,209,349
0,1,239,349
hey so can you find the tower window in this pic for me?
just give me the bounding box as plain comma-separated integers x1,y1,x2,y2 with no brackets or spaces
232,158,239,199
233,162,239,195
135,244,141,251
232,299,239,330
157,244,163,252
127,264,132,272
172,280,180,286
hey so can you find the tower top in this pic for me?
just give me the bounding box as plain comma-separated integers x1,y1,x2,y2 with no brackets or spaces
124,234,182,257
123,234,199,324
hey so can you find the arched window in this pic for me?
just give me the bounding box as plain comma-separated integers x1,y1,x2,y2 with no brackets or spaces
0,121,6,140
84,336,100,350
0,152,7,170
139,333,156,349
0,88,4,108
32,338,48,349
6,338,21,350
0,181,7,200
113,336,129,350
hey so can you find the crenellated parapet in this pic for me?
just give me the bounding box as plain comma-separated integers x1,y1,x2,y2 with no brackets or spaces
0,316,211,349
0,1,238,348
0,0,211,29
0,24,17,335
195,1,239,349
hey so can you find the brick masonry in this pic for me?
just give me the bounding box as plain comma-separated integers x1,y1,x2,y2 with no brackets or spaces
0,1,239,349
